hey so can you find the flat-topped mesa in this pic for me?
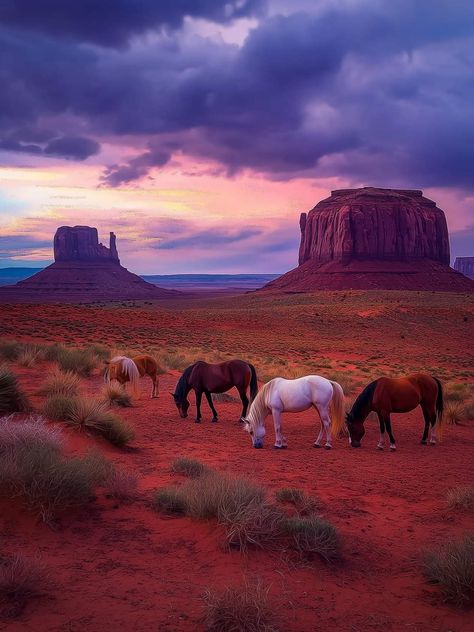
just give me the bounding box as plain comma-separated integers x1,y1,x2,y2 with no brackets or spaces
454,257,474,280
298,187,450,266
54,226,120,264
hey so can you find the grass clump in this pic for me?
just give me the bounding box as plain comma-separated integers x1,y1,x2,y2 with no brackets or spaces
0,366,29,415
105,469,139,502
17,344,42,367
0,415,111,522
0,340,22,362
103,384,133,408
171,457,208,478
0,553,49,617
56,348,97,377
203,579,279,632
152,488,187,515
284,516,341,561
42,394,78,421
424,534,474,607
445,401,466,425
447,486,474,511
275,488,320,515
66,397,135,447
39,369,81,398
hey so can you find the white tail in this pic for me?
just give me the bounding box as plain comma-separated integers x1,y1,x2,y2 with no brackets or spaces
329,381,345,437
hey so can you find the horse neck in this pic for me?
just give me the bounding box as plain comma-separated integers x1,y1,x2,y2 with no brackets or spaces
176,366,194,400
248,383,269,428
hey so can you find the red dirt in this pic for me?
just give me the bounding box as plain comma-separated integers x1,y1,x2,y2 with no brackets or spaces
0,293,473,631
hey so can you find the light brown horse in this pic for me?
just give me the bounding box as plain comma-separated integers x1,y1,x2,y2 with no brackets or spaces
104,355,159,398
346,373,444,450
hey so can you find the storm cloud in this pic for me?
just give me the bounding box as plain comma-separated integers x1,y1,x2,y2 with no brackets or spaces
0,0,473,191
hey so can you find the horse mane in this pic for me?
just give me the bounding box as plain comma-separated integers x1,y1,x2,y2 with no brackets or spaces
350,379,378,420
175,363,197,401
108,356,140,396
246,381,271,428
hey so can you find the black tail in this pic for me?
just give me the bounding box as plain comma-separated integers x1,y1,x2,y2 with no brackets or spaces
434,377,444,423
248,363,258,402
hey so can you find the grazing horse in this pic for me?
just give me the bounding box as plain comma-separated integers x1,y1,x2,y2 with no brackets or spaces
104,355,159,398
346,373,444,450
243,375,345,449
172,360,258,422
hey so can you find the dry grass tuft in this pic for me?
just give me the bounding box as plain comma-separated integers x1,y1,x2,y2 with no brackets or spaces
0,553,49,617
171,457,208,478
0,366,30,415
39,369,81,398
275,488,320,515
56,348,97,377
66,397,135,447
447,486,474,511
284,516,341,561
17,344,42,367
424,534,474,607
42,394,78,421
103,384,133,408
105,469,139,502
202,579,280,632
152,488,187,515
445,401,466,425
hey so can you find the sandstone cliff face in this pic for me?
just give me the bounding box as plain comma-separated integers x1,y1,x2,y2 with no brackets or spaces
54,226,120,264
454,257,474,280
298,188,450,266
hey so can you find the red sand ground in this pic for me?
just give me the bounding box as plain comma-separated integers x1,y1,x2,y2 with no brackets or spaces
0,292,473,631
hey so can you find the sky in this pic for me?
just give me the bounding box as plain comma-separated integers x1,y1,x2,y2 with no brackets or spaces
0,0,473,274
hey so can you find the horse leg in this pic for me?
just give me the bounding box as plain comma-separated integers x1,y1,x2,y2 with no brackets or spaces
421,405,430,444
272,410,287,449
204,391,218,422
320,408,332,450
238,387,249,423
312,405,324,448
384,415,396,451
428,408,438,445
151,373,159,398
377,413,386,450
195,390,203,423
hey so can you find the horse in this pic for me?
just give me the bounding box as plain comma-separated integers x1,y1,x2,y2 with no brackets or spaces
104,355,159,398
243,375,345,449
346,373,444,451
172,360,258,422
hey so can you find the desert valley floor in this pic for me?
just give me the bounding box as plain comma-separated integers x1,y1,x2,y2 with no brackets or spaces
0,290,473,631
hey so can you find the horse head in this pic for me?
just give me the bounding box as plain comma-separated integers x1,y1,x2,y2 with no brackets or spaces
170,392,190,418
345,411,365,448
243,416,265,449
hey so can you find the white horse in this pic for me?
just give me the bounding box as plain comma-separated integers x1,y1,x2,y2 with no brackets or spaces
243,376,345,449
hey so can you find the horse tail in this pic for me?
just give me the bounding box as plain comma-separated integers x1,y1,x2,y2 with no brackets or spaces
433,377,445,436
248,363,258,402
329,381,345,438
122,357,141,397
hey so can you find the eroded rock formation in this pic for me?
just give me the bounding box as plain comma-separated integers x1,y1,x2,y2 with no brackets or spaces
454,257,474,280
0,226,177,303
262,187,474,292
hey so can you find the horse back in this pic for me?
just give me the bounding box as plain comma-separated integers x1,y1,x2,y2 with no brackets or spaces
374,374,435,412
190,359,250,392
133,354,157,377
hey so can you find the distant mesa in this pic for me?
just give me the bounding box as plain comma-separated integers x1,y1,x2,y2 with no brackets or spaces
454,257,474,280
0,225,177,303
261,187,474,292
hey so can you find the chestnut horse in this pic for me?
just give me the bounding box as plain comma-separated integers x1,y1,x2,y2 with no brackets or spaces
346,373,444,451
172,360,258,422
104,355,159,398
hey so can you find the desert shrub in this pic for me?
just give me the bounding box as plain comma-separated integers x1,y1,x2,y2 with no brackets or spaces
329,371,357,395
284,516,341,561
275,488,319,515
152,488,187,515
66,397,135,446
424,534,474,607
444,383,471,403
85,343,110,361
105,469,139,501
0,340,22,362
447,486,474,511
445,401,465,425
223,501,286,552
56,348,97,377
0,416,110,521
39,369,81,398
158,350,190,371
42,394,78,421
103,384,132,408
171,457,208,478
0,366,29,415
202,579,279,632
42,343,65,362
0,553,49,617
17,344,42,368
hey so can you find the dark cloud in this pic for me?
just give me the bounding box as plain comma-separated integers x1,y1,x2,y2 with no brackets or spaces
0,0,266,46
0,132,99,160
157,228,262,250
0,0,473,194
0,234,51,258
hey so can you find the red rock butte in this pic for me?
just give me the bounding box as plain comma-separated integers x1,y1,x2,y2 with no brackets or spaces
261,187,474,292
0,226,177,303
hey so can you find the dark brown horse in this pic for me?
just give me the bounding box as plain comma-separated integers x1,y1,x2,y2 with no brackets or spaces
346,373,444,450
172,360,258,422
104,355,159,398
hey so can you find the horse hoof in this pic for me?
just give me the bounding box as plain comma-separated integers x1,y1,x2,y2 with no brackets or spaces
390,445,396,451
324,445,332,450
377,445,384,451
429,441,436,446
212,418,218,423
313,443,321,448
421,440,427,445
273,445,287,450
195,419,201,424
